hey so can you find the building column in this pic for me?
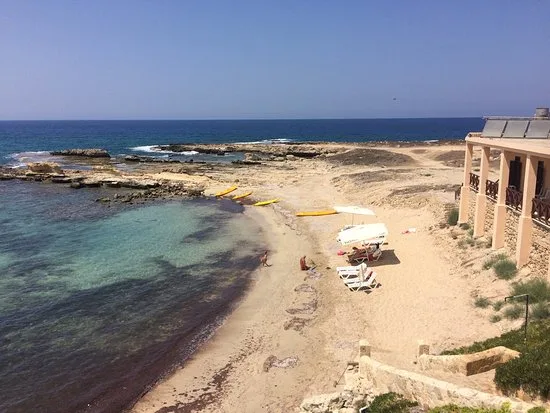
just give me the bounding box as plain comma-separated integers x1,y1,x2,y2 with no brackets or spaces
474,146,490,237
492,151,511,249
458,143,474,224
516,155,537,267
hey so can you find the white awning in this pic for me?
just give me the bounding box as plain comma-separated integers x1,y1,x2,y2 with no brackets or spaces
337,223,388,246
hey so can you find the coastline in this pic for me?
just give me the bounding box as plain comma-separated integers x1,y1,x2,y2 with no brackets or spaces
131,201,334,412
3,141,522,412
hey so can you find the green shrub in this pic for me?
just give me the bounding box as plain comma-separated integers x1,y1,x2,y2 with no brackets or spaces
531,303,550,321
459,222,470,230
490,314,502,323
447,208,459,226
443,320,550,399
527,407,547,413
482,253,508,270
474,296,491,308
492,300,504,311
495,348,550,398
467,228,474,237
429,402,513,412
493,259,517,280
504,304,524,320
511,278,550,304
361,392,418,413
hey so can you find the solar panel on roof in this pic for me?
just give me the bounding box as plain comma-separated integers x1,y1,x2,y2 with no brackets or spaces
502,120,529,138
481,120,507,137
525,120,550,138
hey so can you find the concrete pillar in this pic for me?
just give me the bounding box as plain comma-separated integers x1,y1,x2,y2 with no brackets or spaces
516,155,537,266
493,151,511,249
458,143,474,224
359,340,371,357
474,146,490,237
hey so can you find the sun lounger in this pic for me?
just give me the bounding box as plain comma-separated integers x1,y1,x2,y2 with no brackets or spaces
336,263,368,279
345,270,379,292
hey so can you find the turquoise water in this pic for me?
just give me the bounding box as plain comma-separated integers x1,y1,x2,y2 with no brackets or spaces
0,181,264,412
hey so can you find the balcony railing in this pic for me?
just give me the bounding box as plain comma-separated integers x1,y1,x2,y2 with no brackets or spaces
532,198,550,227
469,173,480,191
506,187,523,211
486,179,499,200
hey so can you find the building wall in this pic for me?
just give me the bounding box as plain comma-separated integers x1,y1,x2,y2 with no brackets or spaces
466,189,550,277
528,223,550,279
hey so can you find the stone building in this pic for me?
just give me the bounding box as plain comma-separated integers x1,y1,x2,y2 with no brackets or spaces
458,107,550,276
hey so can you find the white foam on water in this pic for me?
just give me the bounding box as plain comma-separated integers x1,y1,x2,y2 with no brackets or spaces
234,138,294,145
7,151,53,167
130,145,199,156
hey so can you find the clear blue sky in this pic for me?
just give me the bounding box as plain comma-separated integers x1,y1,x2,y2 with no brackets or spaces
1,1,549,120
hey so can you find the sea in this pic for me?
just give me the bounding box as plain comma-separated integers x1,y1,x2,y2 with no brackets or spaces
0,118,482,413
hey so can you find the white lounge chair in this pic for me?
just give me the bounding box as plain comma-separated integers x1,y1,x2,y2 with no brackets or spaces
345,270,379,292
336,263,368,279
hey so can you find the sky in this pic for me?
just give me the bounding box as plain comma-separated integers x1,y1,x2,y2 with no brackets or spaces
1,1,549,120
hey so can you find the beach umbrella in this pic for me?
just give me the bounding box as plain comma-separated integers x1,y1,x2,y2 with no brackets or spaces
334,205,376,225
336,223,388,246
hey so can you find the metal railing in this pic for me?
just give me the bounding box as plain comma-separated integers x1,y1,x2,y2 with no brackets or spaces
486,179,499,200
506,187,523,211
469,173,480,192
532,198,550,226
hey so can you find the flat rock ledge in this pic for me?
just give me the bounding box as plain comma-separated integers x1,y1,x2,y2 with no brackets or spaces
155,143,340,159
299,390,373,413
50,148,111,158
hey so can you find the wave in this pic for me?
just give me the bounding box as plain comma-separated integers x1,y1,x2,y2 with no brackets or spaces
233,138,295,145
129,145,199,156
422,139,440,143
7,151,53,167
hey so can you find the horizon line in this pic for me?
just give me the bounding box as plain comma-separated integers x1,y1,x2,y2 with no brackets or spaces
0,116,484,122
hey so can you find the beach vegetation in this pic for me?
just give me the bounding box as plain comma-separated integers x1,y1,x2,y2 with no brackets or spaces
511,278,550,304
467,228,474,237
531,303,550,321
361,392,418,413
428,403,513,412
503,304,523,320
490,314,502,323
474,296,491,308
493,259,517,280
441,320,550,399
482,253,508,270
492,300,504,311
447,208,459,226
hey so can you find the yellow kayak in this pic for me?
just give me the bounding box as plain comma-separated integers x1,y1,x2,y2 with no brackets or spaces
253,199,279,206
215,186,238,197
232,191,253,200
296,209,337,217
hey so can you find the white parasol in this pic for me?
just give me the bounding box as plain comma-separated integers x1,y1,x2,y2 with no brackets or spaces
336,223,388,246
334,205,376,225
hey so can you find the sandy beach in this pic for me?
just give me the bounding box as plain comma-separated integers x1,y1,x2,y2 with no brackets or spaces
119,141,525,412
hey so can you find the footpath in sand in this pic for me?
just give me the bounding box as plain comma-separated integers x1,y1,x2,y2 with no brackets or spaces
132,143,511,412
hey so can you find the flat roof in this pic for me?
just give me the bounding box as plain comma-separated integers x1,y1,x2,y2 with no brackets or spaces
466,136,550,158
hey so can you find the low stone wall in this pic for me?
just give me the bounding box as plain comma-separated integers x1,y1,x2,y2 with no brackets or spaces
504,209,520,253
417,346,520,376
359,355,539,412
529,224,550,279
